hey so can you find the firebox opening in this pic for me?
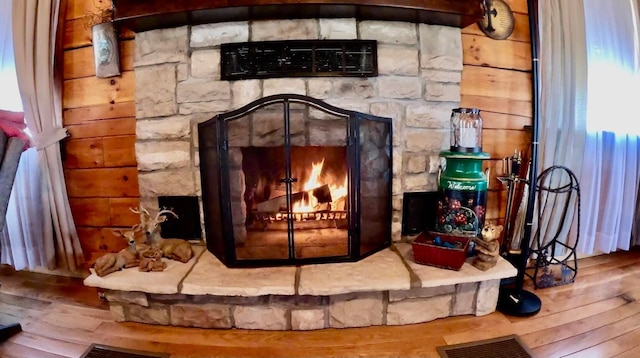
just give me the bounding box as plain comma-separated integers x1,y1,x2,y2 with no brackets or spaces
238,145,349,260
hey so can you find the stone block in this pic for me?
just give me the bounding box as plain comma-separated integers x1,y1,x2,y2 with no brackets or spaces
292,308,326,330
333,78,375,99
127,304,170,325
134,26,189,67
138,170,196,197
377,45,419,76
105,290,149,307
404,153,428,174
405,103,453,129
179,101,231,115
429,155,446,174
308,120,347,146
109,304,125,322
177,79,231,103
404,174,429,191
191,22,249,48
136,64,177,118
191,49,221,79
319,18,357,39
386,295,452,325
358,21,417,45
422,69,462,84
452,282,478,316
378,77,422,99
369,101,405,123
426,82,461,102
476,279,500,316
136,141,191,171
231,80,262,109
171,303,232,328
234,305,288,330
307,79,333,99
251,19,318,41
329,292,383,328
393,150,403,174
228,117,251,147
405,129,448,152
419,24,462,71
136,116,191,140
263,78,306,97
389,285,456,302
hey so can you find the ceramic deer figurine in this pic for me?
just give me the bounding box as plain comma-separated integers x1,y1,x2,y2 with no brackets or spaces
93,229,141,277
132,206,195,263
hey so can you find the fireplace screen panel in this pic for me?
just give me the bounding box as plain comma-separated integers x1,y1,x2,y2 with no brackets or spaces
199,94,391,267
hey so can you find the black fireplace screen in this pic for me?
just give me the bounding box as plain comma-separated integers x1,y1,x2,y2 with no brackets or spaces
198,94,392,267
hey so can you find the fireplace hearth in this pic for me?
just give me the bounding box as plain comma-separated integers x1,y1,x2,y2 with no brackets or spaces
198,94,392,267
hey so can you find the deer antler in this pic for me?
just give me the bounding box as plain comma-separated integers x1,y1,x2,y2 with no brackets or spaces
155,207,179,223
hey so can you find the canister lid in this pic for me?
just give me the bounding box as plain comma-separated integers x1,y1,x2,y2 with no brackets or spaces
452,108,480,114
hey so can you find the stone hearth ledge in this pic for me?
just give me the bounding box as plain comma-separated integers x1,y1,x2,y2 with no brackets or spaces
83,243,517,330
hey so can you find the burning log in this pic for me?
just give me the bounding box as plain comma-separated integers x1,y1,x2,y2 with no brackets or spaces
255,184,333,212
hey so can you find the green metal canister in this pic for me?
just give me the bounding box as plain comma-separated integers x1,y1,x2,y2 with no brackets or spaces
436,151,490,237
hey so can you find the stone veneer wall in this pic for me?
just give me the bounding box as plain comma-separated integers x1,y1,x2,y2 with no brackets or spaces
133,18,462,240
104,280,499,330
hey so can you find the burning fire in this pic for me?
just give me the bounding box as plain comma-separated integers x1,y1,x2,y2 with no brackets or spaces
292,159,347,212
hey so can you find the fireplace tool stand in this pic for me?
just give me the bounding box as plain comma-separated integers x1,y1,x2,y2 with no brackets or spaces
525,165,580,289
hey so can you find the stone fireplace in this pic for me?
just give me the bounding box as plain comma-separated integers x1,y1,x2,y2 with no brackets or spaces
133,18,462,245
198,94,392,267
84,11,520,332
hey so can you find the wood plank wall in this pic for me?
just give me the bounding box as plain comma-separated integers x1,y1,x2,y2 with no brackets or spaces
61,0,532,263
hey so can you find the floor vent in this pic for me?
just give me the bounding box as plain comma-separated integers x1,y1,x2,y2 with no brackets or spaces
81,344,169,358
437,335,533,358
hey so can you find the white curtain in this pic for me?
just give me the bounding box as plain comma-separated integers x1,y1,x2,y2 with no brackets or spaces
0,0,47,270
538,0,640,255
579,0,640,254
12,0,84,271
533,1,587,252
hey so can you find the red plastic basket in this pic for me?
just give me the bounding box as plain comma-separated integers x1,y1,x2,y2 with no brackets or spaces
411,231,470,271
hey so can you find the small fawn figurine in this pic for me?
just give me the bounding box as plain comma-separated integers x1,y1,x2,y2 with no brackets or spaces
93,229,141,277
131,206,195,263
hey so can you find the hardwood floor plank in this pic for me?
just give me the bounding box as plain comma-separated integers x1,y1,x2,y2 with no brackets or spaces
563,326,640,358
510,296,628,333
2,250,640,357
521,300,640,349
532,312,640,357
9,332,87,358
0,340,67,358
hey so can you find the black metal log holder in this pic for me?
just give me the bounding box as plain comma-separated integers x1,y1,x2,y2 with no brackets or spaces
497,0,542,317
526,166,580,289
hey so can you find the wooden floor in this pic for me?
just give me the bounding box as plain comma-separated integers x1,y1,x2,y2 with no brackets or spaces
2,251,640,358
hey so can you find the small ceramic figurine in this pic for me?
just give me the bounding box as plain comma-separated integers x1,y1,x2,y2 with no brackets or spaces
472,222,503,271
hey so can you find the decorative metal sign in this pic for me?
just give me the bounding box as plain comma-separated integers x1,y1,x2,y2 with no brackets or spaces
220,40,377,80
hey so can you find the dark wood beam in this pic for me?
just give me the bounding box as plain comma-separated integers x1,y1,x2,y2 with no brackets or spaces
112,0,482,32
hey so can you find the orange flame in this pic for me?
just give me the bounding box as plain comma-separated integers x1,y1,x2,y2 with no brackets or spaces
292,159,347,213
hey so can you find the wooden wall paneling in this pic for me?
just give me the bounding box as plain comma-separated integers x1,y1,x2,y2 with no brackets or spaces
108,198,142,227
66,117,135,138
63,138,105,169
63,102,135,125
462,12,530,43
76,227,129,259
64,167,140,198
63,39,134,80
504,0,529,14
102,135,137,167
461,66,532,101
481,111,530,130
482,129,530,158
462,33,531,71
460,94,531,118
65,0,111,20
64,18,92,50
69,198,111,226
62,71,135,109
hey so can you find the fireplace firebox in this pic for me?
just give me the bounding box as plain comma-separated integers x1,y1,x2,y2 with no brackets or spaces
198,94,392,267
